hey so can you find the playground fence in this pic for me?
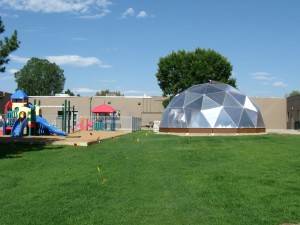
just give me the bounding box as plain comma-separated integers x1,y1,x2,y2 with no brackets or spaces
91,115,141,132
1,112,141,134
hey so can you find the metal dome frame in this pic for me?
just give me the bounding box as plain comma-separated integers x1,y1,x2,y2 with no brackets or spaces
159,82,266,133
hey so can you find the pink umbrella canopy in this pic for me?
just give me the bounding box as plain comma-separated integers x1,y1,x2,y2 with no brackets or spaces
92,104,116,113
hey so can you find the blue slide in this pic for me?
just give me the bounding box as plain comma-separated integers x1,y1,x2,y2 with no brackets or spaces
36,116,66,136
12,119,28,137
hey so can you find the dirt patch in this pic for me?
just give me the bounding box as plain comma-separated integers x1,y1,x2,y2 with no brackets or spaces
0,130,131,147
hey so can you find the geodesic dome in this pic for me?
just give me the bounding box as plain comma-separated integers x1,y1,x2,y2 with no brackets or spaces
160,82,265,132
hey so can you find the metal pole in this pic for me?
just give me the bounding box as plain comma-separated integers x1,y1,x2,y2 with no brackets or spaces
72,105,75,133
89,97,92,121
64,100,67,132
28,110,31,136
62,103,65,132
67,101,70,134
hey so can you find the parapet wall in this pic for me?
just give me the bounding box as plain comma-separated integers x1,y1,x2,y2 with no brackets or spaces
251,97,287,129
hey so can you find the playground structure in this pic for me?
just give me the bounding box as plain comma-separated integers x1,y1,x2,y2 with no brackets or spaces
91,104,117,131
0,91,142,139
0,90,76,137
77,104,141,132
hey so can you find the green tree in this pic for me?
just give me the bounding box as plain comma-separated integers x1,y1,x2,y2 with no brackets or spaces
15,58,65,96
156,48,236,106
0,17,20,73
288,90,300,97
64,89,75,96
95,89,123,96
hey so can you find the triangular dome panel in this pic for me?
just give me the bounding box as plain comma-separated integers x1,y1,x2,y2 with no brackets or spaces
185,108,210,128
184,91,202,106
201,106,223,127
239,110,255,128
223,93,241,108
169,93,185,108
202,95,220,110
185,96,203,110
215,108,236,128
223,106,243,127
229,92,246,105
206,91,226,105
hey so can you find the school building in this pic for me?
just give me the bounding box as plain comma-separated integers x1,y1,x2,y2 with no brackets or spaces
27,95,291,130
1,91,300,130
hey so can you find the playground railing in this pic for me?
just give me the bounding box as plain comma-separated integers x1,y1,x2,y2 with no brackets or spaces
91,115,141,132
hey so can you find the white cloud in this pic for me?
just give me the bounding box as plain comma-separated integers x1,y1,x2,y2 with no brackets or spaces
46,55,111,68
10,55,29,63
136,10,147,18
251,71,287,89
8,68,19,74
272,81,287,88
251,72,274,81
10,54,111,68
0,0,112,18
121,7,135,18
72,87,97,93
79,8,110,19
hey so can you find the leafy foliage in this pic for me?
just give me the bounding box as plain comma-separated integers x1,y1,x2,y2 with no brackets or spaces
64,89,75,96
95,89,123,96
288,90,300,97
15,58,65,96
156,48,236,98
0,17,20,73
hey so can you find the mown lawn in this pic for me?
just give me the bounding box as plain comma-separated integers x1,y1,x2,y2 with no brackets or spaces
0,132,300,225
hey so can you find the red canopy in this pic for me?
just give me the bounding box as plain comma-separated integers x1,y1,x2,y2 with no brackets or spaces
92,104,116,113
4,100,12,114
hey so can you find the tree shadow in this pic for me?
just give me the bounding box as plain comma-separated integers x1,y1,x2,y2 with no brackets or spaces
0,137,64,159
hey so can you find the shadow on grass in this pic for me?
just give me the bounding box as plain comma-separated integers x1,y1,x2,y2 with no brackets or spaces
0,136,64,159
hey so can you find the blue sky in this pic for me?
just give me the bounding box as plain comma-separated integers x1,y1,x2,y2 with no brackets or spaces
0,0,299,97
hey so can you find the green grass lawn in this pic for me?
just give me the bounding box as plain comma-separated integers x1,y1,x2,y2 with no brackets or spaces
0,132,300,225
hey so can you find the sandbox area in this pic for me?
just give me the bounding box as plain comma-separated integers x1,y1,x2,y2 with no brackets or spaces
0,130,130,147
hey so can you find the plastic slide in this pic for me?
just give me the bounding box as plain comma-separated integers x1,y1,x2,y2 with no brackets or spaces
12,119,28,137
36,116,66,136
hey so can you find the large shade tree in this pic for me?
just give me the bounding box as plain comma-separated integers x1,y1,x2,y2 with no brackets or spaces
288,90,300,97
156,48,236,106
15,58,65,96
0,17,20,73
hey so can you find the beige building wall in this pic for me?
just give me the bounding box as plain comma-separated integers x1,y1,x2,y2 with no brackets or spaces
29,96,287,129
29,96,165,127
251,97,287,129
